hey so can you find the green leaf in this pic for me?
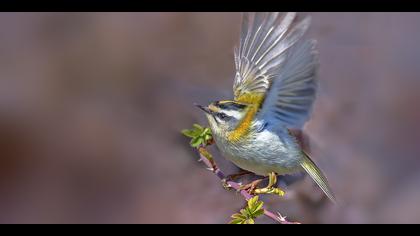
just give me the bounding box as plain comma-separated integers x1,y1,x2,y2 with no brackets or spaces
253,201,264,213
229,212,247,224
229,218,245,224
231,213,246,220
253,209,265,218
247,196,260,210
202,127,210,134
193,124,203,131
229,196,265,224
181,129,196,138
245,218,255,224
190,137,202,147
182,124,213,148
242,197,264,220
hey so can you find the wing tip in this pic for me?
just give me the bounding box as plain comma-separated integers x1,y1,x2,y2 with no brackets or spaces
301,152,337,204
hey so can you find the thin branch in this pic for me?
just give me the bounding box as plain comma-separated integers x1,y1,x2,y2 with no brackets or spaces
197,144,300,224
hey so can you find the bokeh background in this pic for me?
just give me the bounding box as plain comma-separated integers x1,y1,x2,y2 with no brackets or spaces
0,12,420,223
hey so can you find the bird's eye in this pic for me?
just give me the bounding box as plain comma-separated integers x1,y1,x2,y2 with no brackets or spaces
217,113,230,121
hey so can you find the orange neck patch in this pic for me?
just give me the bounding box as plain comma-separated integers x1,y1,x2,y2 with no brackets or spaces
227,93,265,142
227,104,258,142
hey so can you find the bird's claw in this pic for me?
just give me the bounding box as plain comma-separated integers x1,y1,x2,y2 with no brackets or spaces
238,172,285,197
253,186,285,196
221,178,232,190
238,179,263,194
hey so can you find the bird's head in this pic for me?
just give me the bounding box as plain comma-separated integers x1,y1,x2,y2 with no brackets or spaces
195,100,249,137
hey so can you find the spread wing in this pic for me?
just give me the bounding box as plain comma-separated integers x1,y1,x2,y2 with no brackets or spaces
233,12,318,128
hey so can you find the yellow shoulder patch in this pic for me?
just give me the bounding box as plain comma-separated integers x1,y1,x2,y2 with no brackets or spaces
235,93,265,107
227,94,265,143
227,105,257,142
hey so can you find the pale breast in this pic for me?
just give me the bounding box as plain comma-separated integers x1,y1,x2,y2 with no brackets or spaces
213,126,303,176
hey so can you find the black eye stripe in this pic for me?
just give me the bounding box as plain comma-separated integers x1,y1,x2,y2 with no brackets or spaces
214,101,246,111
218,113,227,119
215,112,231,121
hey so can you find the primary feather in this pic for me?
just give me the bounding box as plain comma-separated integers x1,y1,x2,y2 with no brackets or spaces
233,12,318,129
234,12,297,103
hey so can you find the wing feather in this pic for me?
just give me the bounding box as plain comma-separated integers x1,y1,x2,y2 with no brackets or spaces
258,39,318,128
233,12,318,128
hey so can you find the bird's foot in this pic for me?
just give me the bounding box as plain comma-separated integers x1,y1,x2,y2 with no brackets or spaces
255,172,285,196
221,178,232,190
253,186,285,196
238,179,264,194
221,170,252,190
240,172,285,197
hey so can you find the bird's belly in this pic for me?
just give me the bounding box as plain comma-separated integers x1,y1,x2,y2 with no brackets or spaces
215,130,303,176
226,154,293,176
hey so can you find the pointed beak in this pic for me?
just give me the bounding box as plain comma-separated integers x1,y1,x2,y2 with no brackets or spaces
194,103,211,114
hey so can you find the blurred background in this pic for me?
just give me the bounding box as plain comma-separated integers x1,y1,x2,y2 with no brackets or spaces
0,12,420,223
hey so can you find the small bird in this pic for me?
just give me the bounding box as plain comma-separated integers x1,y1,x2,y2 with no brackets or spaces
196,12,336,203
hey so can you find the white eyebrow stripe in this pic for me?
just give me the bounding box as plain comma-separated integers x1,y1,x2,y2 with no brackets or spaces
222,110,243,120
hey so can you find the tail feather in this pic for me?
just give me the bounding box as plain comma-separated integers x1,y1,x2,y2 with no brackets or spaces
300,151,336,203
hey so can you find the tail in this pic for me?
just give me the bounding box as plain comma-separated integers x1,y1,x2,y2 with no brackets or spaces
300,151,336,203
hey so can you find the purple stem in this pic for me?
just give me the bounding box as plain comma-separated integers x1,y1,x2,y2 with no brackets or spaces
197,147,299,224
